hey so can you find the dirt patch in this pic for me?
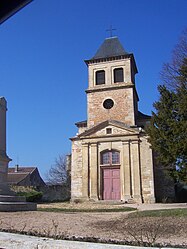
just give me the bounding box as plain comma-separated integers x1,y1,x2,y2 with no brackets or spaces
0,203,186,247
38,201,129,210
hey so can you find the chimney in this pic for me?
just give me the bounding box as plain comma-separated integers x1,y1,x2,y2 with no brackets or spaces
15,164,19,172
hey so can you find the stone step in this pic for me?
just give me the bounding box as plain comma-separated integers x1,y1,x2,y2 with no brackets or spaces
93,200,125,205
0,202,37,212
0,195,26,202
127,198,136,204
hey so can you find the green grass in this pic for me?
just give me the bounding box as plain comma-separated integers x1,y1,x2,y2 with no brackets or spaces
38,207,136,213
128,208,187,218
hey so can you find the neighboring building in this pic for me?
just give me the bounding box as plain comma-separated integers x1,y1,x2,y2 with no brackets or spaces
70,37,156,204
7,165,46,187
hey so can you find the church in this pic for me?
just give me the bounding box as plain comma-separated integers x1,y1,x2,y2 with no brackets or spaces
70,36,156,203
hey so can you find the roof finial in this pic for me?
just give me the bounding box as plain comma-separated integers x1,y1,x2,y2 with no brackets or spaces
106,25,116,38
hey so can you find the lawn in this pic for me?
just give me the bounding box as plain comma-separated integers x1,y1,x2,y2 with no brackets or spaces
37,206,136,212
128,208,187,217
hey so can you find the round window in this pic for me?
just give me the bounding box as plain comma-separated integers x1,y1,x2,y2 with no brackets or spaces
103,99,114,109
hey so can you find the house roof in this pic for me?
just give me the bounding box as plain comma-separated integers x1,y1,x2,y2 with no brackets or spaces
92,37,128,60
7,166,36,184
8,166,36,173
7,173,29,184
0,0,33,25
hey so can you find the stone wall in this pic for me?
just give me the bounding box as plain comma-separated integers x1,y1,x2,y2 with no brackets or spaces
87,86,135,128
71,140,83,200
39,184,70,202
87,58,133,87
140,136,155,203
71,129,156,204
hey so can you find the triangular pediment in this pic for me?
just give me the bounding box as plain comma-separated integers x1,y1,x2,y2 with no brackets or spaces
78,120,139,138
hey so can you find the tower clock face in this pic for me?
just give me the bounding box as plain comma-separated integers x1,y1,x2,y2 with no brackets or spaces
103,99,114,109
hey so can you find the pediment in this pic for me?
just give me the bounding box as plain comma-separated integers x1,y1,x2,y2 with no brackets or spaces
78,120,139,138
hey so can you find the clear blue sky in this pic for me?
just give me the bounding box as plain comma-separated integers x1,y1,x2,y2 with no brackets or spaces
0,0,186,179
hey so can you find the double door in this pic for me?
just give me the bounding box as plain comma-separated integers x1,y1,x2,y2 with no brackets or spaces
102,168,120,200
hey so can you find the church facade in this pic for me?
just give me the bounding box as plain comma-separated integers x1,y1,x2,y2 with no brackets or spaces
70,37,155,203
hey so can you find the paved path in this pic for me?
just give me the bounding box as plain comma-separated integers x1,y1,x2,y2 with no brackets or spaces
0,232,182,249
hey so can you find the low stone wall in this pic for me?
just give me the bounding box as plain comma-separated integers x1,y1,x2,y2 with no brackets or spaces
38,184,70,202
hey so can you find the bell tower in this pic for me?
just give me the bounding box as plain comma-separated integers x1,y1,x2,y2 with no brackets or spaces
70,36,156,204
85,37,139,128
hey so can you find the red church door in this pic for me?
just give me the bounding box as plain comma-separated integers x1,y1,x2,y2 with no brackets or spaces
103,168,120,200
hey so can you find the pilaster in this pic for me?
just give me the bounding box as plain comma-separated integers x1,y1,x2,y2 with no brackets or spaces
81,143,89,200
131,140,142,203
90,143,98,200
122,141,131,201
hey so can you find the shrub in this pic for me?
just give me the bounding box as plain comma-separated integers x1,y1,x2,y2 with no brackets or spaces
18,190,43,202
10,186,43,202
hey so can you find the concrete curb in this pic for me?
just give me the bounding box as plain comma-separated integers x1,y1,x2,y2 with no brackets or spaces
0,232,183,249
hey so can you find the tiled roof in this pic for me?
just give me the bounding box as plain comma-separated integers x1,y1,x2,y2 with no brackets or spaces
7,173,29,184
8,167,36,173
7,167,36,184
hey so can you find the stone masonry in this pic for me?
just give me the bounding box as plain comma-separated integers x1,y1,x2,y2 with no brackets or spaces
70,37,156,203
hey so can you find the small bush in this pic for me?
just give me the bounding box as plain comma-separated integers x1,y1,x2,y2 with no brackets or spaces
10,186,43,202
17,190,43,202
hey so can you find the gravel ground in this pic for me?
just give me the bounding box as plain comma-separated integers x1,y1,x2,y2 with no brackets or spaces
0,202,186,247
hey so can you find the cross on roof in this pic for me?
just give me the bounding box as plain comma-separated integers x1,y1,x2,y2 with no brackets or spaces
106,25,116,37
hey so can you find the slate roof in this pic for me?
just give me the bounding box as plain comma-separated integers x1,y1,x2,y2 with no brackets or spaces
92,37,128,60
85,37,137,73
75,120,87,127
137,111,151,120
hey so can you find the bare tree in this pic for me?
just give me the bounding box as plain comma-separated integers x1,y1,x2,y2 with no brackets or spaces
160,27,187,90
46,155,68,185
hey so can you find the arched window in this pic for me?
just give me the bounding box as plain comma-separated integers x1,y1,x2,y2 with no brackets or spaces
114,68,124,83
96,70,105,85
101,150,120,165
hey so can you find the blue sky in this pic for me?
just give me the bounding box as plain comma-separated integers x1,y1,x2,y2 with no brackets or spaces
0,0,186,179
